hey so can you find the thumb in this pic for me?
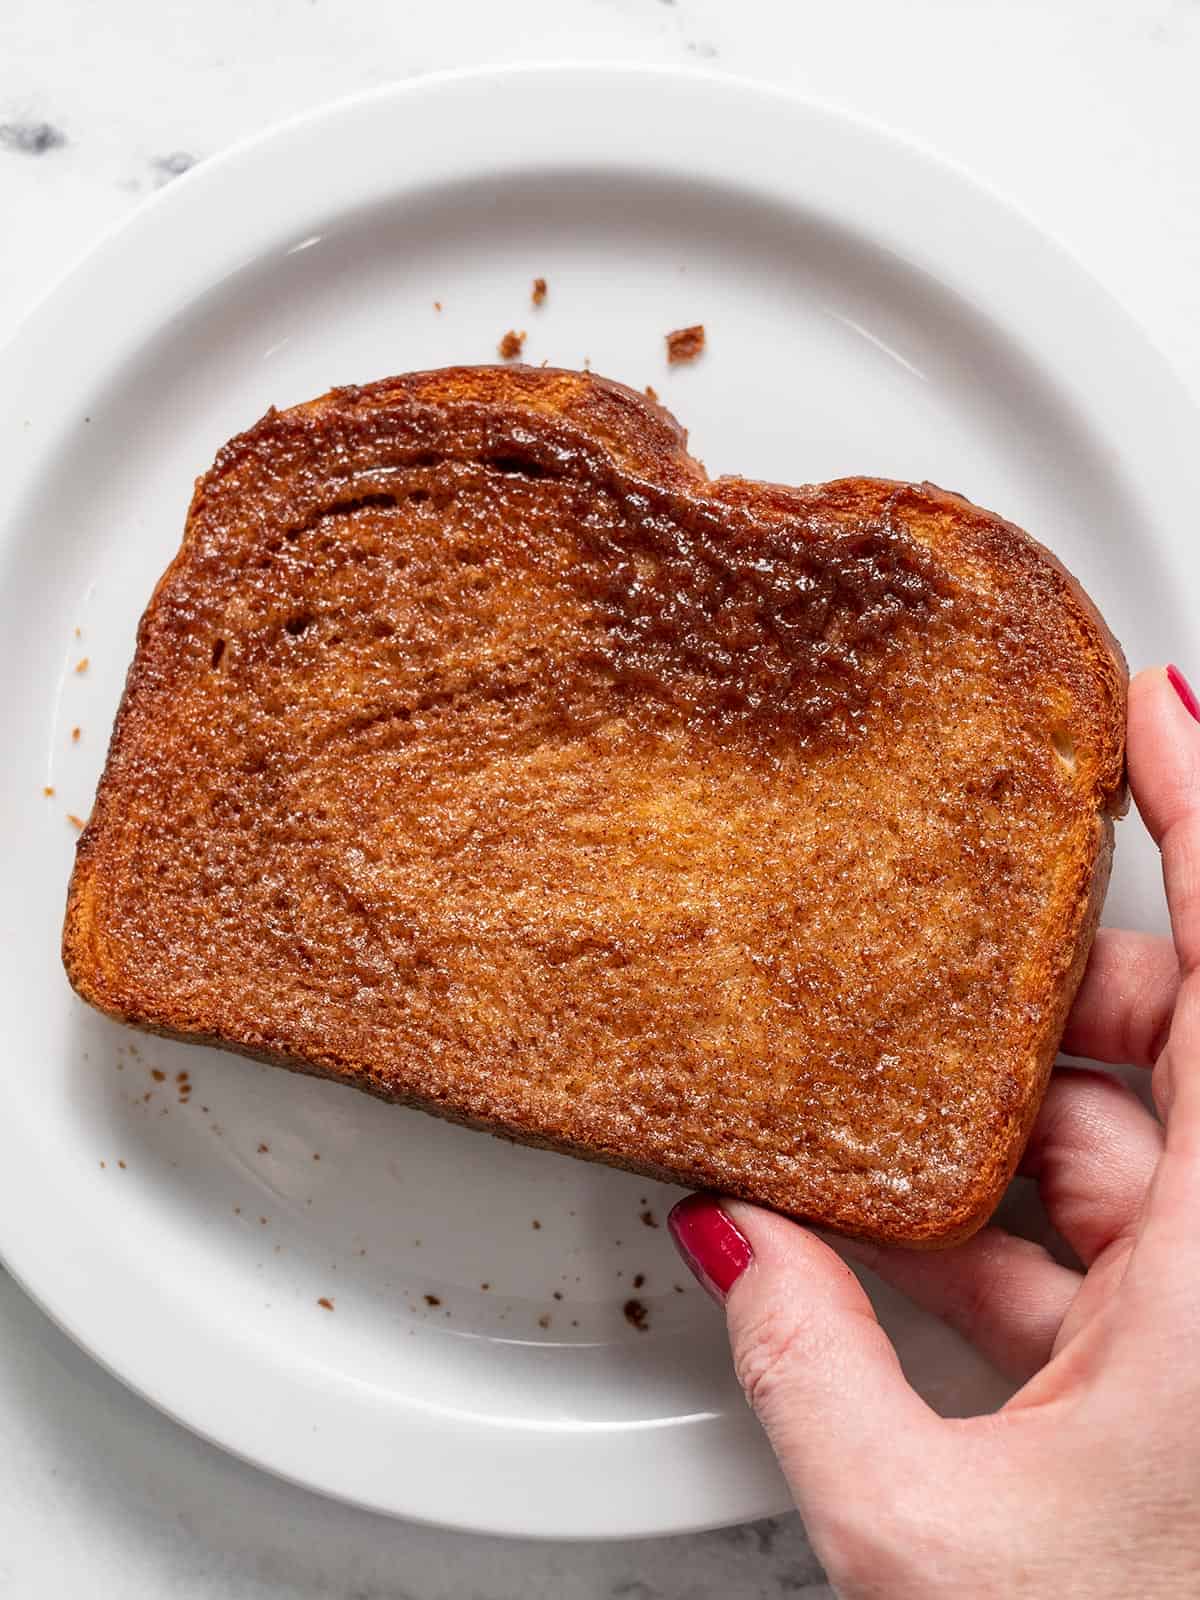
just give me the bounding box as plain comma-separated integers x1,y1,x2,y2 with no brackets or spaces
669,1195,949,1523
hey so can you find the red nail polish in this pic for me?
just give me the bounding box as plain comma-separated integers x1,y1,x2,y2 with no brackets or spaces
1168,665,1200,724
668,1194,753,1303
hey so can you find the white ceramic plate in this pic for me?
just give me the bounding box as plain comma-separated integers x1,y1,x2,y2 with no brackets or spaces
0,64,1193,1539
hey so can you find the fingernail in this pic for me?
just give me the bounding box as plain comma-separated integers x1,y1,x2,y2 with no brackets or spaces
1168,664,1200,723
668,1193,753,1304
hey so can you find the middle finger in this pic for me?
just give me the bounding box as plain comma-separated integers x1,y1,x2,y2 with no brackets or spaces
1020,1065,1164,1268
1060,927,1178,1071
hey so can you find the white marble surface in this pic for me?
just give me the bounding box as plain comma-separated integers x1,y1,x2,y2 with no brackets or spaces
4,1,1200,1594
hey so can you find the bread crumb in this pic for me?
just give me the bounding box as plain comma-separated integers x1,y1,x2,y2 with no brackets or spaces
259,1216,268,1225
623,1298,649,1332
151,1069,166,1082
257,1142,269,1154
531,276,547,306
74,657,89,673
424,1293,441,1307
674,1283,686,1294
552,1290,563,1300
633,1272,645,1289
43,785,55,797
117,1159,127,1170
498,329,526,360
176,1071,189,1084
233,1206,241,1214
71,727,81,742
644,385,659,402
74,627,81,638
640,1208,659,1228
67,813,84,830
312,1152,320,1160
99,1160,106,1168
666,324,706,363
317,1297,334,1311
531,1218,541,1230
538,1314,551,1329
433,300,442,312
480,1282,490,1291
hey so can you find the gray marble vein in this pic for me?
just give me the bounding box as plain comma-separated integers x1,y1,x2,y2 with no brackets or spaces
151,150,199,184
0,118,66,154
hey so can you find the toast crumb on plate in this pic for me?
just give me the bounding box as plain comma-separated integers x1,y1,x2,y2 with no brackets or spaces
665,324,705,363
623,1299,649,1331
497,329,525,359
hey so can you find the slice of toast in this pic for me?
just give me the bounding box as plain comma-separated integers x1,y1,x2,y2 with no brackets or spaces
63,366,1126,1246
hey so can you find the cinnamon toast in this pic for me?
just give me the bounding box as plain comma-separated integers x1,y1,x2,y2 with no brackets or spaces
62,367,1126,1246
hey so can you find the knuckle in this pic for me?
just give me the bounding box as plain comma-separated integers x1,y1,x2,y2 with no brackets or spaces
1034,1068,1148,1177
1138,969,1177,1068
945,1236,1040,1344
1163,818,1200,969
954,1264,1009,1344
731,1295,809,1417
1153,1049,1175,1120
1046,1066,1137,1130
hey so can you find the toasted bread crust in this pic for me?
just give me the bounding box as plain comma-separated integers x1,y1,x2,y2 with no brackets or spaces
63,367,1127,1246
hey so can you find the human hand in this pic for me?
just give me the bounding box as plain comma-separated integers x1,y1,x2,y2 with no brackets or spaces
668,665,1200,1599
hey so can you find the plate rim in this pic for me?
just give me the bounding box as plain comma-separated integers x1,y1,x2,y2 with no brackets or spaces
2,61,1198,1539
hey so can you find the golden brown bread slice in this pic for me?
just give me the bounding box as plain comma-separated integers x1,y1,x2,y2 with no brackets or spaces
62,366,1127,1246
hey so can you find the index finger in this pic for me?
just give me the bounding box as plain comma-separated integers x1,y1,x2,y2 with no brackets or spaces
1128,666,1200,977
1127,666,1200,1134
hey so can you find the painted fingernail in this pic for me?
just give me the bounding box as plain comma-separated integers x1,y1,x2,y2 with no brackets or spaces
668,1193,753,1304
1168,665,1200,723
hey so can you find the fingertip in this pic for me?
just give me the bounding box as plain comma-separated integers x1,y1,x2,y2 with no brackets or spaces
718,1205,880,1333
668,1193,754,1303
1167,664,1200,725
720,1199,855,1276
1127,664,1200,844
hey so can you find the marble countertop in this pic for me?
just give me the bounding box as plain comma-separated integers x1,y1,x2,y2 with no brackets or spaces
4,1,1200,1594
